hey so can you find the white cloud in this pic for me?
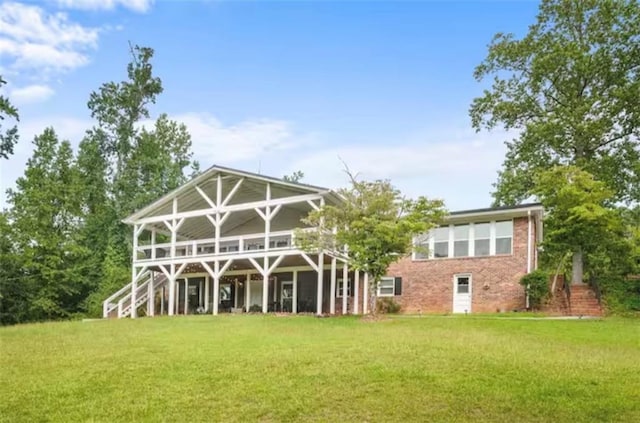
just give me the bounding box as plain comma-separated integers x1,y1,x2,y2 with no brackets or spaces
170,112,300,163
284,128,513,210
0,2,99,75
55,0,154,13
10,84,55,104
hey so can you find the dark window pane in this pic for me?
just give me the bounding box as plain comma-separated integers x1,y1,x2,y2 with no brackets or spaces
496,238,512,254
434,242,448,258
457,278,469,293
454,240,469,257
474,239,490,256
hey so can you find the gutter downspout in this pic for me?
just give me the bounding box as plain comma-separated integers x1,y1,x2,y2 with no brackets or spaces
526,210,533,309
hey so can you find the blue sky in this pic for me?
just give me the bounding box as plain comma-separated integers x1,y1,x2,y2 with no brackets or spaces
0,0,540,210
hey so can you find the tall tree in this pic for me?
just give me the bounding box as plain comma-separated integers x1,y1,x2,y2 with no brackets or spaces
0,212,28,325
470,0,640,205
6,129,88,321
297,171,446,313
0,75,19,160
533,166,623,284
82,45,198,314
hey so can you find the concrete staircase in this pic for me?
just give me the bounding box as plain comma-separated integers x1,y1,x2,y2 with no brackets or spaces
568,284,603,316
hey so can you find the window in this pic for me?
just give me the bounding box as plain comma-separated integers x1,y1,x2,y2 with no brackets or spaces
495,220,513,254
474,222,490,256
456,276,470,294
336,279,351,298
433,226,449,258
413,234,430,260
377,277,396,297
453,225,469,257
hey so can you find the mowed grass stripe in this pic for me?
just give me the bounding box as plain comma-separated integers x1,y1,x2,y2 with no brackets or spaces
1,316,639,422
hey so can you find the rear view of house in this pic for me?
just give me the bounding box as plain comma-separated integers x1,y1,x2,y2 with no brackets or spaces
103,166,543,318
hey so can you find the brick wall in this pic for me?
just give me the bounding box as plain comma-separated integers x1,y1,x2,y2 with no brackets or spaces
387,216,533,313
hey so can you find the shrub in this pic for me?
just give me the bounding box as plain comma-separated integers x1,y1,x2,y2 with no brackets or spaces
376,297,401,314
520,270,549,310
248,304,262,313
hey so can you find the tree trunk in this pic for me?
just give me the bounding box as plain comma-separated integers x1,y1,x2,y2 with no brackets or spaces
572,249,583,284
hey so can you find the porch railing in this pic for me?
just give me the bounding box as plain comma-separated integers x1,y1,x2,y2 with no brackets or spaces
103,271,168,318
135,229,300,262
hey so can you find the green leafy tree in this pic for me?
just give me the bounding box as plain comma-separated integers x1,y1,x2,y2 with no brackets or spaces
0,75,19,160
533,166,624,284
283,170,304,183
6,129,88,321
0,212,29,325
82,44,198,315
470,0,640,205
297,171,446,314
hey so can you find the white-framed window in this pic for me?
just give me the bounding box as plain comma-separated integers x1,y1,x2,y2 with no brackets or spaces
413,219,514,260
377,277,396,297
495,220,513,254
453,224,469,257
474,222,491,256
336,279,351,298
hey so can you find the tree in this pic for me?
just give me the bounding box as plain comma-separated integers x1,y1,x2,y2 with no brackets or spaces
283,170,304,183
0,212,29,325
0,75,19,160
532,166,624,284
81,44,198,315
470,0,640,206
296,171,446,314
6,128,88,321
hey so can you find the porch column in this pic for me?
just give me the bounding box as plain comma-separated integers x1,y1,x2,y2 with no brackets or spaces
204,275,210,312
354,270,360,315
213,262,220,315
245,272,251,312
168,264,176,316
316,253,324,315
161,285,165,315
184,278,189,315
293,270,298,314
363,273,369,314
175,280,180,315
342,263,348,314
199,279,204,309
147,271,155,317
130,224,140,319
234,279,239,309
262,257,269,313
330,257,337,314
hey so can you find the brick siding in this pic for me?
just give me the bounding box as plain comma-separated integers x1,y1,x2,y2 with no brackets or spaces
387,216,533,313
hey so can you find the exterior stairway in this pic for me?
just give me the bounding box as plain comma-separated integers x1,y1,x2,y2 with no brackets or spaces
568,284,603,316
103,271,167,318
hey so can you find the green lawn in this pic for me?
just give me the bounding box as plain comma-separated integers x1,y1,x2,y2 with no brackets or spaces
1,315,639,422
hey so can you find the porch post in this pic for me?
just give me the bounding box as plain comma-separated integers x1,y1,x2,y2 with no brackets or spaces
213,261,220,315
330,257,337,314
131,224,139,319
234,279,239,309
168,264,176,316
204,275,210,312
147,271,155,317
199,279,204,309
184,278,189,315
262,257,269,313
363,273,369,314
175,279,180,315
316,253,324,315
293,270,298,314
245,272,251,312
342,263,348,314
354,270,360,315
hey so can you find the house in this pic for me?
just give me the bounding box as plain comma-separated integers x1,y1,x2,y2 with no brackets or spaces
103,165,544,318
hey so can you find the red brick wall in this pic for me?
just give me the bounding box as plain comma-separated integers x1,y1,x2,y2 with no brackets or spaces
387,216,533,313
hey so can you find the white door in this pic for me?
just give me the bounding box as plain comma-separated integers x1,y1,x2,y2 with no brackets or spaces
453,274,472,313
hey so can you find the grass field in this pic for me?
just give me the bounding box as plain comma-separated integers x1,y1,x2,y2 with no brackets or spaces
1,315,639,422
